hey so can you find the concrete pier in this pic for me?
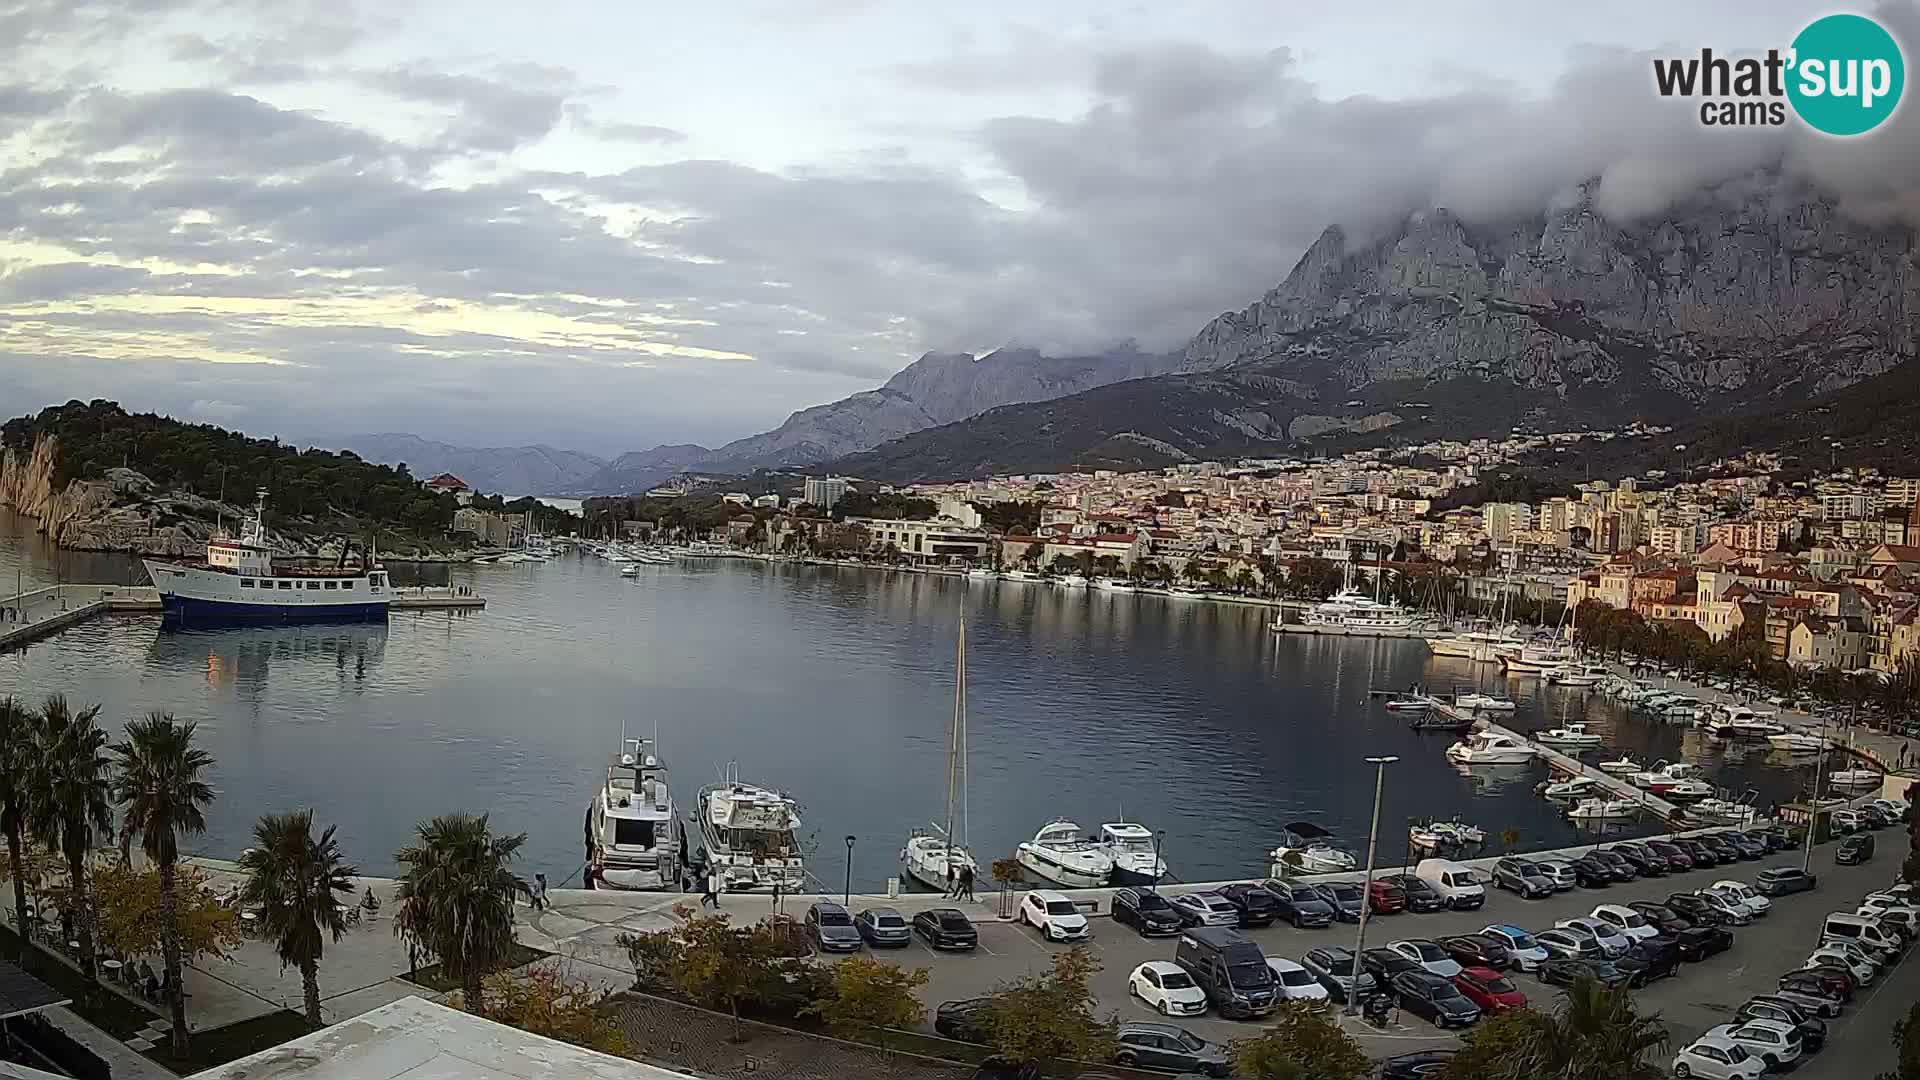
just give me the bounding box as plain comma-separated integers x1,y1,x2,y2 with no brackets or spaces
1477,717,1683,820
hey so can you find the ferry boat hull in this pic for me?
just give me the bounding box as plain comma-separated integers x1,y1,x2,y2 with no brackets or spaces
144,564,390,626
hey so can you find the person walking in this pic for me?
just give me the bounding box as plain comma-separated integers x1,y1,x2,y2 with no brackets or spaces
701,869,721,909
945,864,957,898
530,873,548,911
958,864,975,901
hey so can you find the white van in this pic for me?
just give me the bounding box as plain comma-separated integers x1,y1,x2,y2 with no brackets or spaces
1820,913,1902,960
1415,858,1486,910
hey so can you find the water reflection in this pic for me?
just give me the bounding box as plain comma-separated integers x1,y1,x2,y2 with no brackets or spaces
145,624,390,691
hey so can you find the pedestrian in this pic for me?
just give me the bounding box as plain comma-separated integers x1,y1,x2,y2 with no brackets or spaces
530,872,548,911
701,869,721,909
584,860,598,891
945,864,957,898
958,864,975,901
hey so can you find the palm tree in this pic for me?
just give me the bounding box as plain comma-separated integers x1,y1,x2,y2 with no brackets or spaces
0,697,35,960
238,811,357,1025
393,813,528,1016
1455,977,1668,1080
111,713,215,1054
24,695,113,993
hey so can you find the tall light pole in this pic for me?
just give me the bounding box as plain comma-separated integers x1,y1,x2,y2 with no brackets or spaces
844,835,857,906
1346,755,1398,1015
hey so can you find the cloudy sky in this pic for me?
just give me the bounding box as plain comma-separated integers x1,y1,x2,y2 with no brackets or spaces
2,0,1915,456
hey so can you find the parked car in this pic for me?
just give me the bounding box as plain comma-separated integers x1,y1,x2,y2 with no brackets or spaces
1673,925,1734,961
1379,1051,1457,1080
1587,849,1638,882
1112,1022,1231,1077
1614,939,1681,985
1265,957,1330,1001
1554,916,1631,958
1308,881,1366,923
1626,900,1694,935
1765,979,1846,1018
854,906,912,947
935,998,994,1041
1300,945,1376,1002
1532,860,1578,891
1266,881,1336,929
1734,998,1826,1052
1390,971,1482,1029
1706,1020,1803,1071
1707,880,1771,918
1754,866,1818,897
1534,929,1601,962
1215,883,1281,928
912,907,979,950
1750,826,1792,851
1382,873,1447,913
1538,957,1630,989
1723,832,1769,860
1111,888,1185,937
1174,927,1279,1019
1836,834,1875,865
1438,934,1511,971
1568,855,1616,888
1695,890,1756,925
1451,966,1526,1013
1388,939,1462,978
1019,891,1091,941
1607,842,1669,877
806,901,864,952
1674,838,1719,868
1491,858,1556,899
1671,1032,1766,1080
1367,878,1409,914
1167,890,1241,929
1779,965,1854,1001
1804,943,1878,984
1666,892,1731,927
1645,838,1695,871
1832,809,1870,834
1128,961,1209,1017
1698,834,1744,863
1478,924,1550,971
1361,946,1423,986
1590,904,1661,941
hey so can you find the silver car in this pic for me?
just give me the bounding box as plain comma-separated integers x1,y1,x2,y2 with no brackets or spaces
1532,860,1578,891
1169,891,1242,927
807,901,864,952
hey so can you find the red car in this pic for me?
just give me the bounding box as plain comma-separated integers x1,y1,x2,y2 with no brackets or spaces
1452,966,1527,1013
1367,879,1407,914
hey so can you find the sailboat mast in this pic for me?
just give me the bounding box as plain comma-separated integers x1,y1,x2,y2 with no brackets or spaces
959,621,970,851
943,619,964,856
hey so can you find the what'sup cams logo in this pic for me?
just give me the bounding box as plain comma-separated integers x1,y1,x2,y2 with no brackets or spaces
1654,12,1905,136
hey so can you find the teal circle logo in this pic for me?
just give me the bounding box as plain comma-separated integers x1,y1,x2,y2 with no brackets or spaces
1787,13,1905,136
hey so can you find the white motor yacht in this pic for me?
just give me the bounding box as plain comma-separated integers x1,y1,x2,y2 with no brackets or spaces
965,567,997,580
1766,731,1833,753
1567,797,1644,821
1446,731,1537,765
586,738,684,890
1268,821,1358,875
1597,754,1644,775
1093,577,1137,593
1541,775,1602,800
696,766,805,892
1016,820,1115,888
1663,779,1716,801
1001,569,1041,584
1427,630,1525,663
1454,692,1517,712
1689,797,1758,826
1057,573,1090,588
1095,822,1167,886
1549,665,1608,688
1503,644,1574,675
1535,723,1603,750
1627,761,1700,791
1827,768,1885,791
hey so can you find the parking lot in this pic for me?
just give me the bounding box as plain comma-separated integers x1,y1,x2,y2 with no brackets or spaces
871,839,1914,1066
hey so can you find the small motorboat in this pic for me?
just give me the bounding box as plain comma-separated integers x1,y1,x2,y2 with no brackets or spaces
965,567,997,580
1541,775,1602,800
1446,731,1536,765
1567,797,1643,821
1015,820,1114,888
1689,798,1758,826
1535,723,1604,750
1408,823,1447,849
1597,754,1643,775
1057,573,1090,588
1663,779,1716,801
1269,821,1357,875
1432,818,1484,844
1454,692,1517,712
1384,696,1431,713
1095,821,1167,886
619,564,639,577
1827,768,1885,791
1767,731,1832,754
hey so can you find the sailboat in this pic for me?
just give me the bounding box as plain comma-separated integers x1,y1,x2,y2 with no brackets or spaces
903,619,980,891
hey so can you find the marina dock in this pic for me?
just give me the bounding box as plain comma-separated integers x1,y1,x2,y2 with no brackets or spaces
1478,717,1683,821
3,581,484,651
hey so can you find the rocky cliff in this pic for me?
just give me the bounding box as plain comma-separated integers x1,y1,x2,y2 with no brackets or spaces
1,435,211,555
832,176,1920,483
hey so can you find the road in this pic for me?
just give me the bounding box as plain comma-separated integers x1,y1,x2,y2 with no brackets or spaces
848,835,1913,1068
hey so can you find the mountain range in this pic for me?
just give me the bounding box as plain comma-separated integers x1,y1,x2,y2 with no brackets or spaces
831,176,1919,482
345,172,1920,494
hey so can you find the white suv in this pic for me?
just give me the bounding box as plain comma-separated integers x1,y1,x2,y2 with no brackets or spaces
1589,904,1660,941
1707,1020,1802,1070
1707,881,1770,917
1020,890,1090,942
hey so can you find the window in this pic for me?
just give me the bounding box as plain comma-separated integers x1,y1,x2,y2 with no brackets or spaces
612,819,655,846
324,581,337,590
307,582,320,590
239,579,255,588
278,581,293,590
342,581,354,590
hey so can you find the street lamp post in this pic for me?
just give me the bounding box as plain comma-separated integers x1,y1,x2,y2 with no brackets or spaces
1345,755,1398,1016
1152,830,1166,894
844,835,856,906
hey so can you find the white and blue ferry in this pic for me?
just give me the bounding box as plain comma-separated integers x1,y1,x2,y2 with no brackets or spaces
143,492,391,625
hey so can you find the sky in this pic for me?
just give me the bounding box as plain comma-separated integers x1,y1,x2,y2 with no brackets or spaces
2,0,1917,457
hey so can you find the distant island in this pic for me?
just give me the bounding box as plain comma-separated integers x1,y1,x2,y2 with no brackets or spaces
0,400,574,559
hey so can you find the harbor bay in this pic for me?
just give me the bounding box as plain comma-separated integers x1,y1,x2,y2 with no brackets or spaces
2,513,1821,892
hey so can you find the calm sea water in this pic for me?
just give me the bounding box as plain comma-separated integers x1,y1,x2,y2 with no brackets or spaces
1,510,1819,890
